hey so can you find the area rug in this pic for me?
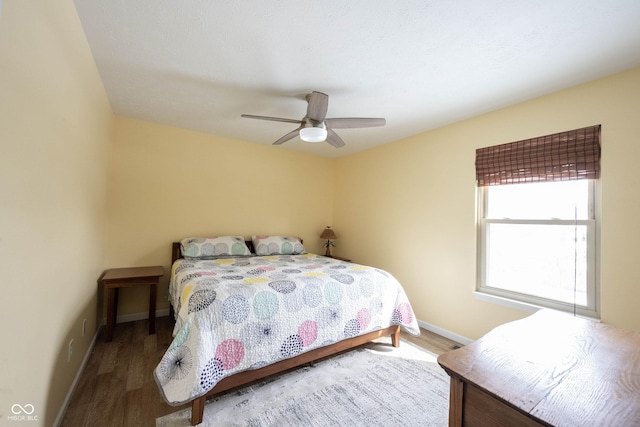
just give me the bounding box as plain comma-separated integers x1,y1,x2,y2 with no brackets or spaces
156,340,450,427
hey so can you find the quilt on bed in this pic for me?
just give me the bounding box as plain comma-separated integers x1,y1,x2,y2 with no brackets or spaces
154,253,420,405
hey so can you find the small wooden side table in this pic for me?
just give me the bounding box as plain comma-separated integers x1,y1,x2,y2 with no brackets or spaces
101,266,164,342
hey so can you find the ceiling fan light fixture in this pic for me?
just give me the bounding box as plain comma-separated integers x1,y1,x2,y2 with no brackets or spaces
299,126,327,143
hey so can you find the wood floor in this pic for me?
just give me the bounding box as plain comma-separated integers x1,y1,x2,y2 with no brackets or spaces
60,316,462,427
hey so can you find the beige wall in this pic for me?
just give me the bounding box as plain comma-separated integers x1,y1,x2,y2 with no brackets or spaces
334,67,640,339
0,0,113,425
105,117,334,316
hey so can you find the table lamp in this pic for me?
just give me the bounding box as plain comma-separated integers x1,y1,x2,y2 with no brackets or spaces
320,226,337,256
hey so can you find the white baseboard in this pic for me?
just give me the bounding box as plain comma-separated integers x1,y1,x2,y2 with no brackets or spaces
53,328,99,427
115,308,171,324
100,308,171,326
417,318,474,346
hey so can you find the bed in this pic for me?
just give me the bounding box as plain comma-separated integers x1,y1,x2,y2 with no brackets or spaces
154,236,420,425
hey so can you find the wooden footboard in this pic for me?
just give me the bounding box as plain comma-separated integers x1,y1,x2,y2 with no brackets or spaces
189,324,401,425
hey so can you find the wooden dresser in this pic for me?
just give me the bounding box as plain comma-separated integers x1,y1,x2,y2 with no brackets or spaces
437,309,640,426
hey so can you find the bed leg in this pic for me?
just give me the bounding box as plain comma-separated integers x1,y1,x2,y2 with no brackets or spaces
191,396,206,426
391,325,401,347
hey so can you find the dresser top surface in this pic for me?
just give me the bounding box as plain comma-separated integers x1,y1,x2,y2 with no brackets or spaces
438,309,640,425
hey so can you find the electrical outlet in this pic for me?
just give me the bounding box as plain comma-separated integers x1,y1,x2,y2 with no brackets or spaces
68,339,74,362
82,318,87,337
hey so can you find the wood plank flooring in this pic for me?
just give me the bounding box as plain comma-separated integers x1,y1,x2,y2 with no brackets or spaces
60,316,463,427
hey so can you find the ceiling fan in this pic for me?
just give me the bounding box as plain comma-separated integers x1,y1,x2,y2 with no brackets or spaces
241,91,386,148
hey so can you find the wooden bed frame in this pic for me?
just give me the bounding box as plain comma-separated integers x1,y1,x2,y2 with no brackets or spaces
170,241,402,425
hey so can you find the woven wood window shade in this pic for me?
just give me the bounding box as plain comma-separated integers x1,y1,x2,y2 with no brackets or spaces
475,125,601,187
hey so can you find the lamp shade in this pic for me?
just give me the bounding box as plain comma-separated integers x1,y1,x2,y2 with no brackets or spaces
300,126,327,142
320,227,337,240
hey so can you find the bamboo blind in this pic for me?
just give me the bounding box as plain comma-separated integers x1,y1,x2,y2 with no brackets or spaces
476,125,601,186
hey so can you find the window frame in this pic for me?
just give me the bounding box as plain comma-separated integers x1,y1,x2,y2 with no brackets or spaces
476,180,600,319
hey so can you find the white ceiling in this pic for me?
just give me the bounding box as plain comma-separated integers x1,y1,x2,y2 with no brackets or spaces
74,0,640,158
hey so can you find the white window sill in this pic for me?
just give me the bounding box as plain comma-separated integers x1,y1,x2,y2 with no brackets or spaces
473,291,600,322
473,291,541,313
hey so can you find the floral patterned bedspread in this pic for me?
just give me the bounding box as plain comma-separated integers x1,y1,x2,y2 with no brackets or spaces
154,253,420,405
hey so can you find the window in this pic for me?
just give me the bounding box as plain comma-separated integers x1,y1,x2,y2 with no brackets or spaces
475,126,600,318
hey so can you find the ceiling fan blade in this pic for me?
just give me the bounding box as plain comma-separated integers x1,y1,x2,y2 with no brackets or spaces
306,91,329,122
241,114,303,125
273,127,302,145
326,129,346,148
324,117,386,129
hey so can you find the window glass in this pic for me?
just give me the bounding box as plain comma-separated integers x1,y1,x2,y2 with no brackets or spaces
485,223,588,306
486,180,589,220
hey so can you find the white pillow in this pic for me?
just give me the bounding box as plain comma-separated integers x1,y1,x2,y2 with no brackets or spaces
180,236,251,259
251,235,306,256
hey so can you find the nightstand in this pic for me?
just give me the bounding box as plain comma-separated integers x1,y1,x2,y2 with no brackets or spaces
101,266,164,342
